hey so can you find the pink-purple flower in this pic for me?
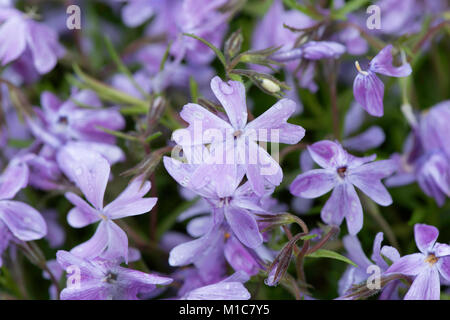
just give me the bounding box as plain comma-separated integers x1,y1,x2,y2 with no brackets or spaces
353,45,412,117
57,250,172,300
56,144,157,263
385,224,450,300
290,140,396,234
0,7,65,74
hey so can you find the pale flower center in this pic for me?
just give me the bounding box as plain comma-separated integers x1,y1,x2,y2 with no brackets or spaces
355,61,369,76
424,254,438,266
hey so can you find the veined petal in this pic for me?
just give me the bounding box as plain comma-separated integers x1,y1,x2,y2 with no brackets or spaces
343,235,372,270
102,220,129,264
168,224,220,266
104,179,151,212
414,224,439,254
57,144,110,210
349,177,392,206
437,256,450,282
245,98,305,145
353,71,384,117
320,184,346,226
385,253,427,276
70,220,109,260
182,282,250,300
65,192,100,228
0,16,26,66
26,20,61,74
369,45,412,77
224,206,262,249
344,184,364,235
0,200,47,241
172,103,233,146
404,267,440,300
210,76,247,130
307,140,348,169
104,178,157,220
371,232,389,270
0,160,29,200
289,169,336,198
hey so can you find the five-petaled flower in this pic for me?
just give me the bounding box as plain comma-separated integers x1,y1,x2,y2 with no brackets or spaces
56,144,157,263
172,76,305,196
385,224,450,300
290,140,396,235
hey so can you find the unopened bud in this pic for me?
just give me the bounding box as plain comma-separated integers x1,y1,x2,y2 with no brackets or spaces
260,78,281,93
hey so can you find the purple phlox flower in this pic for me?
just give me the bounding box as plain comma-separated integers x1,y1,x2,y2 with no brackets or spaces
164,155,269,249
290,140,396,235
56,250,172,300
385,224,450,300
338,232,403,300
0,7,65,74
172,76,305,196
180,270,251,300
0,157,47,266
164,157,268,275
386,101,450,205
353,44,412,117
56,144,157,263
293,103,386,215
28,89,125,164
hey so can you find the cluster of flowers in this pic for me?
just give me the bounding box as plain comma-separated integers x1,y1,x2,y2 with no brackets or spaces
0,0,449,300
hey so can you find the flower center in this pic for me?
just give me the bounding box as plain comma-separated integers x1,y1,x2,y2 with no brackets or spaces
233,130,243,139
424,254,438,266
224,232,231,240
219,197,232,207
58,116,69,125
337,166,347,178
103,272,118,284
355,61,369,76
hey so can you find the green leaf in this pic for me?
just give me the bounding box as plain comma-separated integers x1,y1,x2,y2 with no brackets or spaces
189,76,199,103
183,33,227,67
331,0,370,20
7,139,33,148
282,0,323,20
307,249,358,267
73,64,149,112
